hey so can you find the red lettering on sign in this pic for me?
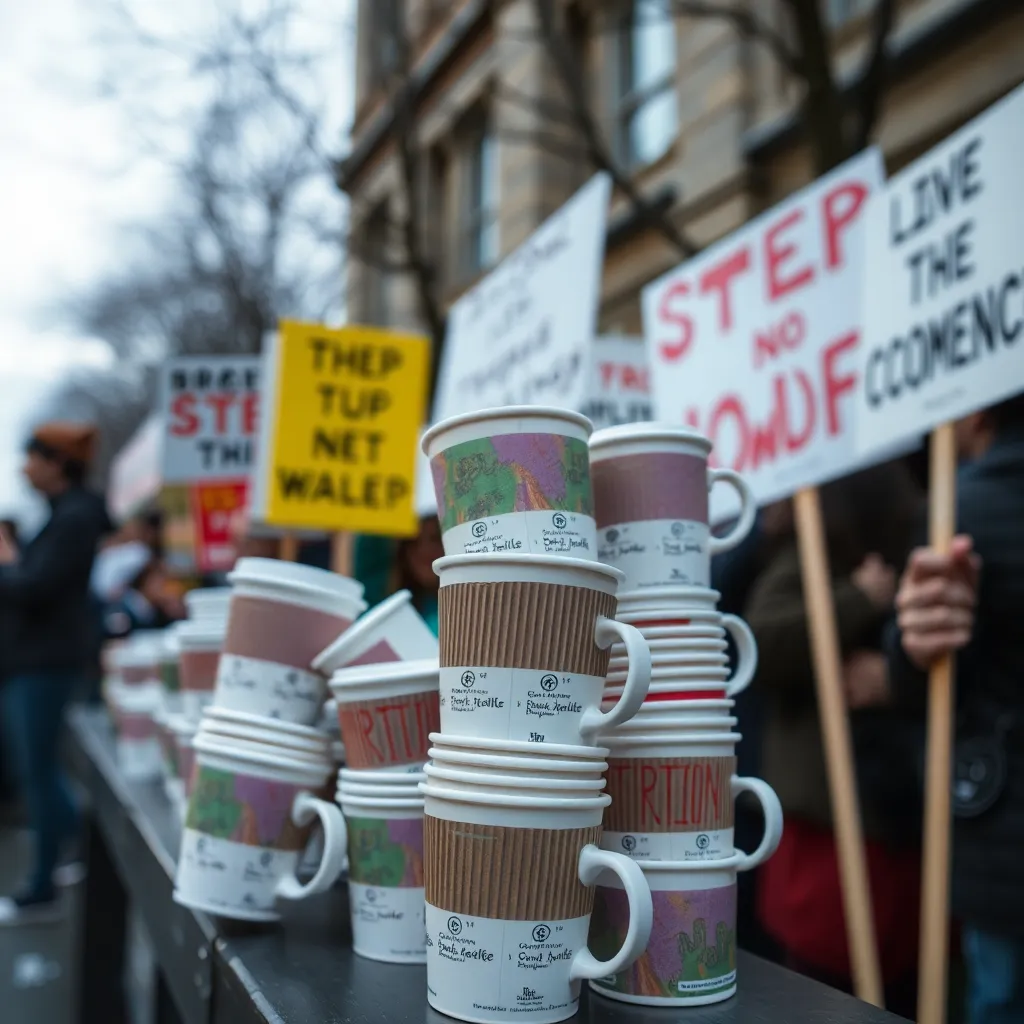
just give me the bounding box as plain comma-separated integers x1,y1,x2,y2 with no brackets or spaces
169,394,200,437
765,209,814,301
699,247,751,332
205,393,234,434
242,392,259,435
823,330,858,436
657,281,694,363
753,310,807,368
823,181,868,270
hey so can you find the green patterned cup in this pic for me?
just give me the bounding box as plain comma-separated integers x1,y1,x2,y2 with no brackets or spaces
422,407,597,558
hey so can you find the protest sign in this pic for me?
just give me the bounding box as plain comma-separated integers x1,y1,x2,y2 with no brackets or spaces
852,84,1024,1024
253,321,430,536
855,83,1024,456
161,356,261,484
642,148,884,513
191,480,248,572
432,172,612,421
579,336,652,431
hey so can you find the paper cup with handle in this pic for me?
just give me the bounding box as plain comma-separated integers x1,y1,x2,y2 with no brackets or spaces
590,426,756,591
589,848,775,1007
422,783,653,1024
436,554,651,745
423,406,597,558
174,734,346,921
214,558,366,724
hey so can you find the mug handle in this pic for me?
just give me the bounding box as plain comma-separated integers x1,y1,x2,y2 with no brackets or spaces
721,614,757,697
569,845,654,981
731,776,783,871
707,469,757,555
274,792,348,901
580,617,652,741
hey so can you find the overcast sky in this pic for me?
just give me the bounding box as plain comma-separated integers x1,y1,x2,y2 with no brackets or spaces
0,0,353,521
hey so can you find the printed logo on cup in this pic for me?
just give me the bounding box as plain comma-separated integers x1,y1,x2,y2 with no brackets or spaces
603,756,735,861
591,884,737,1003
430,433,596,557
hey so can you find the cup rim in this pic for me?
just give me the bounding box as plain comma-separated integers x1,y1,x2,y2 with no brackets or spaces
422,406,593,454
338,767,427,784
423,763,607,790
202,705,327,740
604,731,741,747
589,424,712,455
433,553,624,587
337,794,424,810
601,698,734,712
192,732,331,777
420,780,611,809
427,747,607,773
606,667,730,683
312,589,413,672
608,714,739,730
176,619,228,646
428,732,608,758
183,587,232,615
617,585,721,604
329,658,439,690
638,853,745,872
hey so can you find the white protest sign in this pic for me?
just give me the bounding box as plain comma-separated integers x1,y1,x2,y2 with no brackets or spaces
161,356,262,484
855,83,1024,455
642,148,885,513
579,336,652,430
432,172,612,421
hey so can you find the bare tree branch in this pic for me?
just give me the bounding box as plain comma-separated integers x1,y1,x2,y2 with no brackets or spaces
666,0,803,76
531,0,697,258
849,0,894,152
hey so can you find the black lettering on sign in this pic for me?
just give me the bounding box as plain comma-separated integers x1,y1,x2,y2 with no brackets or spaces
308,338,403,379
275,469,410,509
864,268,1024,408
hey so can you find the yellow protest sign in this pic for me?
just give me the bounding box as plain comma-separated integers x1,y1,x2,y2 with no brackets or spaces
255,321,430,536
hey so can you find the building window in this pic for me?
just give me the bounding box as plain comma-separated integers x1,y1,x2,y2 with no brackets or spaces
364,203,391,325
613,1,677,169
456,113,499,279
368,0,401,88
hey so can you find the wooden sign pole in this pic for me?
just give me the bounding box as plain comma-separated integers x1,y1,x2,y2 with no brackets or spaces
793,486,884,1007
330,533,354,577
279,533,299,562
917,422,958,1024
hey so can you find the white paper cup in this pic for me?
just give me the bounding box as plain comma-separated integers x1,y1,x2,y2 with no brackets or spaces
591,426,755,592
335,792,427,964
435,554,651,746
174,738,345,921
606,714,739,733
313,590,438,674
601,698,734,715
617,585,722,614
329,660,439,770
177,619,225,721
423,406,598,559
421,783,653,1024
337,781,425,799
607,664,730,683
604,733,740,758
603,679,742,702
214,558,367,725
111,683,163,780
423,762,607,795
590,853,763,1006
339,767,429,786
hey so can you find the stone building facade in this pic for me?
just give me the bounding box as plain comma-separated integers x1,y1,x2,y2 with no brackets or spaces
336,0,1024,345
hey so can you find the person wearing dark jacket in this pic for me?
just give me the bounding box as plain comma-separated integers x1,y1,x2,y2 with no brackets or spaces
0,422,110,921
889,393,1024,1024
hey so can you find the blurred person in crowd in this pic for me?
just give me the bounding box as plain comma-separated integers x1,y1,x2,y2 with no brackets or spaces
103,558,187,639
0,422,111,921
889,392,1024,1024
744,460,925,1014
0,519,20,802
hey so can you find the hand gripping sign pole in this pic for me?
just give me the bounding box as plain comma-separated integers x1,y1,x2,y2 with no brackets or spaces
794,487,884,1007
917,423,957,1024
